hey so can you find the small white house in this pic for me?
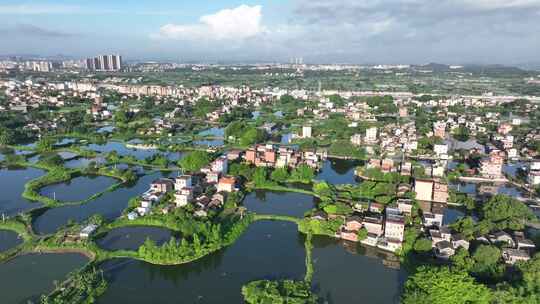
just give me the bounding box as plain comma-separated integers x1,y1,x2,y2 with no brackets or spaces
80,224,98,238
127,211,139,221
137,206,150,216
140,200,153,209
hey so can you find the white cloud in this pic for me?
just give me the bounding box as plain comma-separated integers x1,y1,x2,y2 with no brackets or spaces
155,5,265,41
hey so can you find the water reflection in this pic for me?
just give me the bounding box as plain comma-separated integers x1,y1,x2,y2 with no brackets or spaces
316,158,362,185
0,230,22,252
0,253,88,303
33,172,164,234
40,176,116,202
98,221,305,304
244,190,317,217
0,167,45,216
97,226,174,251
311,235,406,304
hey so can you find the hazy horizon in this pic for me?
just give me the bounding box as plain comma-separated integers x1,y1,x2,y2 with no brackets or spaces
1,1,540,65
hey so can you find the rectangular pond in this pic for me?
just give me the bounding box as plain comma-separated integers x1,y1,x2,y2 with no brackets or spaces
243,190,318,218
0,167,45,216
97,226,174,251
0,253,88,303
311,236,407,304
40,175,117,202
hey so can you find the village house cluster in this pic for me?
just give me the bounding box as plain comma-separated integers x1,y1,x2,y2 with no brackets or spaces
244,144,327,170
309,197,412,253
126,155,237,220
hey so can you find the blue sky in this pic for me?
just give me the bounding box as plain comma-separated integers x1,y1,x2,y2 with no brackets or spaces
1,0,540,64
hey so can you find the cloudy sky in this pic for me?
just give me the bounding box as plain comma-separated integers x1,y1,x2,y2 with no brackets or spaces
1,0,539,64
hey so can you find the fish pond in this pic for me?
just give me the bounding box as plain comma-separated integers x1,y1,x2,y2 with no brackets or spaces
0,253,88,303
97,226,174,251
0,166,45,216
40,175,117,202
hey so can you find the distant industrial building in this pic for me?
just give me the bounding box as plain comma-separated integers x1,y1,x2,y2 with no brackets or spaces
85,54,122,71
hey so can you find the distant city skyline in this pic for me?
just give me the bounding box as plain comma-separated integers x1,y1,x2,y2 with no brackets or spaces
1,0,540,64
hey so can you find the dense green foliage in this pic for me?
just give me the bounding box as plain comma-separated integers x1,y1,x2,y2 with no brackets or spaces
229,162,255,180
452,126,471,141
357,227,368,241
36,137,55,152
225,121,266,146
193,98,219,118
0,127,15,145
298,218,344,236
289,164,315,183
328,140,366,159
137,215,252,264
471,245,503,279
339,180,397,205
270,167,290,183
413,238,433,253
313,181,337,200
481,195,535,231
493,254,540,303
402,266,492,304
253,167,269,187
240,128,267,146
322,202,353,216
242,280,318,304
40,267,107,304
178,151,212,172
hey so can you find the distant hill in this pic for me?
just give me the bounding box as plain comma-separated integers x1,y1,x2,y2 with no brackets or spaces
512,63,540,71
461,64,525,74
416,63,451,72
411,62,529,75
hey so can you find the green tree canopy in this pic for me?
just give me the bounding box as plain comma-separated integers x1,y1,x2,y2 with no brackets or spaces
270,167,289,183
290,164,315,182
36,137,54,152
450,216,477,240
240,128,266,147
482,195,535,231
225,121,247,139
402,266,492,304
452,126,471,141
193,98,218,118
473,245,501,269
413,238,433,253
0,127,14,145
179,151,212,172
253,167,268,186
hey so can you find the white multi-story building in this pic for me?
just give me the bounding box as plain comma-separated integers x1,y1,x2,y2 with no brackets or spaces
433,144,449,156
302,126,312,138
350,134,362,146
175,193,192,207
365,127,378,143
384,214,405,242
211,156,228,174
175,175,192,190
